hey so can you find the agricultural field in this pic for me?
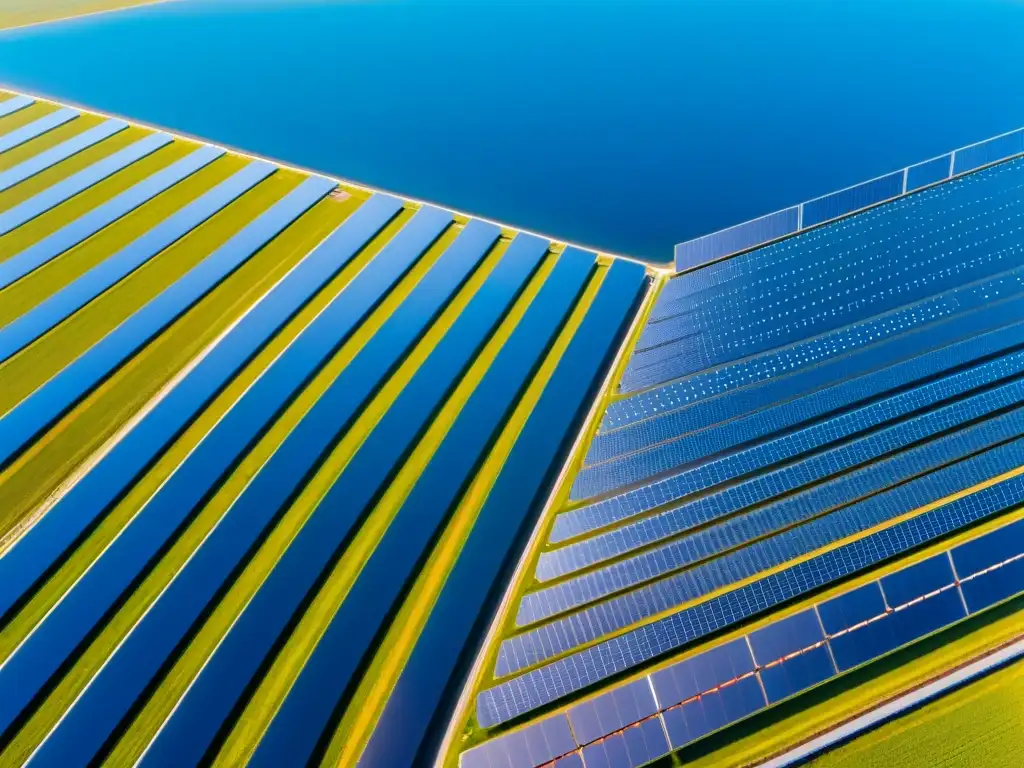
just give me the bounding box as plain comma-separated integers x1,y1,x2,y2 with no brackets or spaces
0,88,649,766
0,0,172,31
813,658,1024,768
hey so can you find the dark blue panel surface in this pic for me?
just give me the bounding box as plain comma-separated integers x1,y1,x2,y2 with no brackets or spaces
690,639,755,694
0,107,77,153
576,334,1024,499
0,196,405,748
662,698,707,749
563,346,1024,543
0,132,174,236
817,582,887,635
555,754,585,768
674,207,798,272
621,718,671,766
597,282,1024,464
650,658,700,710
0,154,265,363
718,675,766,722
748,610,823,665
240,234,566,768
759,645,835,704
458,716,573,768
113,219,502,768
568,678,658,745
0,144,228,291
952,518,1024,576
960,557,1024,613
886,588,966,647
17,205,464,765
358,258,643,765
0,172,331,472
247,245,594,768
906,154,951,192
0,119,126,192
460,714,575,768
582,733,627,768
0,94,33,117
633,156,1024,392
0,193,400,630
881,554,954,607
649,638,752,709
955,129,1024,174
481,467,1024,725
799,171,904,229
828,616,898,672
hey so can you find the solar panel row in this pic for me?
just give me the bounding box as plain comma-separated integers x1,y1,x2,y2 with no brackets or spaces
544,395,1024,581
0,91,650,767
632,163,1024,394
474,514,1024,738
599,274,1024,449
463,141,1024,767
672,124,1024,273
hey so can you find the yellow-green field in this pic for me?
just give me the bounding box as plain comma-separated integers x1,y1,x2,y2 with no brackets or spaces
813,657,1024,768
0,0,173,30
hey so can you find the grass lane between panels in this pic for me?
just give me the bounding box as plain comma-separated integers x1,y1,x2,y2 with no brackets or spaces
0,113,105,173
327,264,607,768
99,206,441,766
0,189,371,768
809,653,1024,768
211,230,516,766
0,158,290,540
0,136,200,325
489,460,1024,683
0,102,64,146
657,589,1024,768
0,125,158,223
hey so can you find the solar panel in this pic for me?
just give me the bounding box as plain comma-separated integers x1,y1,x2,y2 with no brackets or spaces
0,107,78,153
580,320,1024,499
800,171,904,229
473,507,1024,759
0,144,229,291
479,470,1024,725
955,129,1024,174
356,259,646,767
674,206,799,272
636,157,1024,391
21,205,463,766
567,679,658,745
0,94,33,118
0,179,381,629
817,582,887,635
0,132,175,237
245,234,565,767
510,435,1024,668
460,714,576,768
535,403,1024,594
960,559,1024,612
572,346,1024,538
906,154,952,192
951,517,1024,575
0,148,256,364
748,610,823,666
599,282,1024,456
759,645,835,704
0,118,126,192
0,172,331,473
0,195,412,746
879,554,954,607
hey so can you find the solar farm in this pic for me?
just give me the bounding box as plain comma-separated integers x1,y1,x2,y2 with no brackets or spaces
1,83,1024,768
